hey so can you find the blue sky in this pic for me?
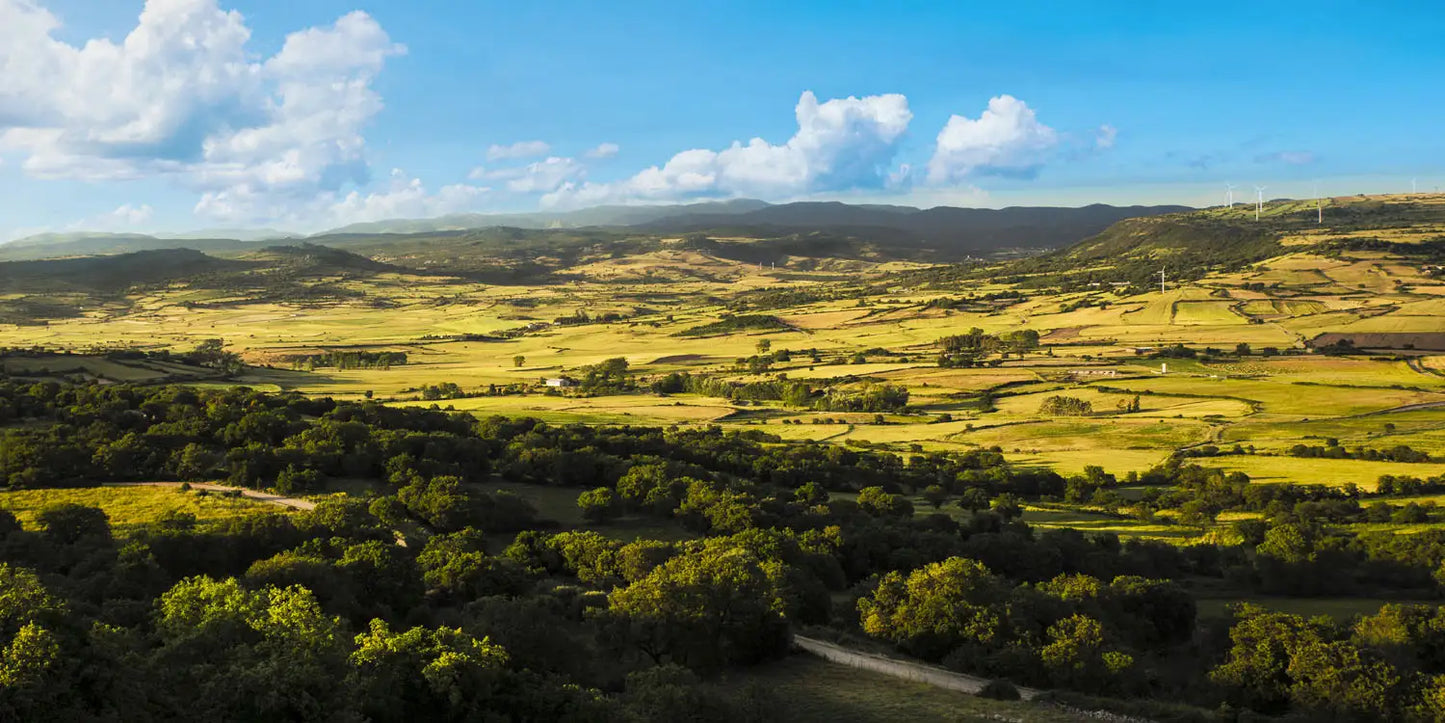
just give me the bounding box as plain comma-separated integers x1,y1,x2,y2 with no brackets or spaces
0,0,1441,239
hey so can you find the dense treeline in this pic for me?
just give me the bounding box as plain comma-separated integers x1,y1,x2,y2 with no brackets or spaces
6,381,1445,719
650,372,909,412
1289,442,1433,463
675,314,793,337
1038,395,1095,416
285,350,408,370
936,327,1039,367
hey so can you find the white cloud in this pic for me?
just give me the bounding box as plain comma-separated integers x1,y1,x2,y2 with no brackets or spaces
1095,124,1118,149
474,156,586,194
108,203,154,226
326,169,490,224
0,0,404,222
584,142,620,159
926,95,1059,184
62,203,156,232
486,140,551,161
545,91,912,207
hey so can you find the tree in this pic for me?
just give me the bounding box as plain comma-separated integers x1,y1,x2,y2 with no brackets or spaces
0,564,70,718
150,577,354,720
36,503,110,546
276,464,322,494
349,619,509,722
604,546,790,671
856,486,914,518
173,442,220,480
956,487,991,513
922,485,949,510
513,355,526,368
857,557,1011,661
1038,396,1093,416
1284,640,1406,719
755,339,771,355
339,541,423,619
990,493,1023,521
1040,614,1133,691
577,487,623,523
398,476,476,532
418,529,529,600
1210,606,1330,712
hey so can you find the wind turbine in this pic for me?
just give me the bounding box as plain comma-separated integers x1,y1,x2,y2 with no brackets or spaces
1314,181,1323,224
1225,183,1237,209
1253,185,1267,221
1413,178,1419,195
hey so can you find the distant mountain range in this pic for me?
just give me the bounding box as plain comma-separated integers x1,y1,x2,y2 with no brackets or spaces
319,199,773,235
0,199,1191,262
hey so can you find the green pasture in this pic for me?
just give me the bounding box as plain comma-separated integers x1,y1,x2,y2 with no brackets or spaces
0,485,280,533
1190,455,1445,490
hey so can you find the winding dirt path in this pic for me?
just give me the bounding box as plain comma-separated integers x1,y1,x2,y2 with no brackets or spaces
104,482,316,510
793,634,1042,701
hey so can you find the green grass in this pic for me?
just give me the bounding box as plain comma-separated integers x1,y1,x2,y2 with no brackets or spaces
1190,455,1445,490
477,481,586,525
1020,504,1206,541
716,654,1092,723
0,485,280,533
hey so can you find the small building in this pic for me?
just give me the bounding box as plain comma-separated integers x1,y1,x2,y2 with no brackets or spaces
544,377,577,388
1069,369,1118,377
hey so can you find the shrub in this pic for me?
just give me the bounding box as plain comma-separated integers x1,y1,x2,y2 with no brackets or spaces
978,679,1021,700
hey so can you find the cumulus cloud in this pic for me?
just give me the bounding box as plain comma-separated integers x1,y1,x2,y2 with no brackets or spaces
926,95,1059,184
108,203,154,226
584,142,620,159
487,140,551,161
545,91,912,207
1095,124,1118,149
326,169,490,224
0,0,404,222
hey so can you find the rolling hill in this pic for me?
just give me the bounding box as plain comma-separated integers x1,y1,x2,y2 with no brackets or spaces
1,200,1189,263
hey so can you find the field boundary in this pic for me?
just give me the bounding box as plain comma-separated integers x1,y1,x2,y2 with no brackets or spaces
792,634,1042,701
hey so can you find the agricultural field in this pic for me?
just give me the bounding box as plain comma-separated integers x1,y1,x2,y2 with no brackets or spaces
2,194,1443,500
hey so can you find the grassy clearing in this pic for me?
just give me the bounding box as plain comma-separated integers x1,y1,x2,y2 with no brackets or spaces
1172,300,1244,325
0,485,278,533
1190,455,1445,489
1021,504,1204,541
1011,449,1170,476
953,418,1213,453
476,481,585,526
1108,375,1444,417
717,654,1093,723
